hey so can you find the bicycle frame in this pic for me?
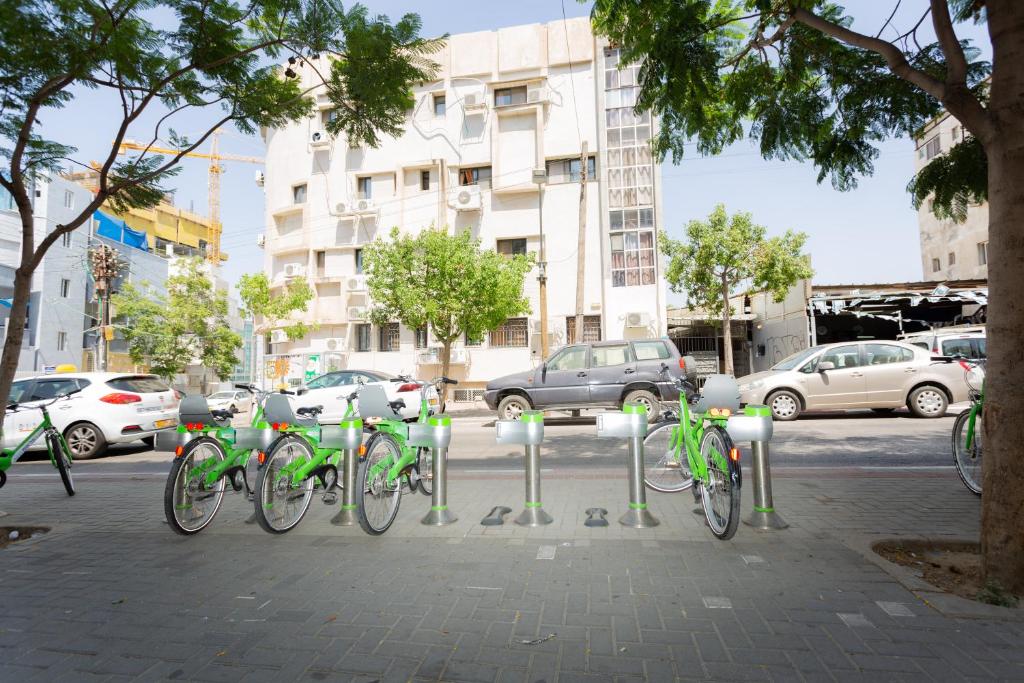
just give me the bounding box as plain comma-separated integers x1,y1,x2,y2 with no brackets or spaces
266,399,357,488
1,405,72,472
176,393,272,490
366,384,437,486
959,359,985,451
663,388,733,483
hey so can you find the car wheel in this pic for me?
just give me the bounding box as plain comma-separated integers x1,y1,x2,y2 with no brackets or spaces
64,422,107,460
623,389,660,423
908,385,948,418
497,395,531,421
767,390,801,421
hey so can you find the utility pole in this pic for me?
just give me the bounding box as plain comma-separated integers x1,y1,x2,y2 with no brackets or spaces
574,142,588,345
532,169,549,359
89,245,120,372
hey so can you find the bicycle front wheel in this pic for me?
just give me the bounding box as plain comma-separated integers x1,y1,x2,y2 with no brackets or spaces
164,438,226,534
952,409,983,495
48,432,75,496
415,447,433,496
254,435,315,534
698,426,741,540
643,421,693,492
357,433,403,535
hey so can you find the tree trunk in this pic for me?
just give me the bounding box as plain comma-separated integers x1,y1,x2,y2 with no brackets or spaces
0,271,34,418
440,339,452,410
720,274,734,375
979,0,1024,595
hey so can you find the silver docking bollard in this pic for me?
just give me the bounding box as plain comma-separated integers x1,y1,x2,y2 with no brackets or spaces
412,415,457,526
597,403,658,528
728,405,787,530
323,417,363,526
496,410,551,526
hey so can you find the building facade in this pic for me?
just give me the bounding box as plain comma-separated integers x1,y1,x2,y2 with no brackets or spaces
914,113,988,280
260,18,668,392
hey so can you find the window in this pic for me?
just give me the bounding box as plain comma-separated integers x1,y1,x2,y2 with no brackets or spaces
817,345,861,370
107,376,169,393
925,136,941,159
546,156,597,184
29,378,77,401
0,186,15,212
592,344,630,368
494,86,527,107
610,218,656,287
977,241,988,266
9,379,31,404
932,257,941,272
60,278,70,298
948,251,956,266
61,232,72,248
292,183,307,204
420,170,431,191
952,125,960,141
56,331,67,352
356,324,372,352
415,325,428,349
63,190,73,209
354,249,364,274
433,93,446,116
458,166,491,189
940,339,974,359
379,323,400,352
490,318,528,348
547,346,588,371
321,109,339,127
357,176,372,199
864,344,913,365
496,238,527,257
632,340,671,361
315,250,325,275
566,315,602,344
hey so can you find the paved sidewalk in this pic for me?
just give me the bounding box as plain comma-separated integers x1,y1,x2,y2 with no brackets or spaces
0,466,1022,682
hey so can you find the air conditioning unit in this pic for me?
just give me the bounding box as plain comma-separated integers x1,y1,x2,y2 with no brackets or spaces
463,91,486,111
347,306,368,320
347,275,366,291
256,233,266,248
334,202,348,215
325,337,346,351
354,198,376,213
309,130,330,148
526,81,548,104
625,311,651,328
270,329,289,343
254,171,265,187
284,263,306,278
448,185,481,211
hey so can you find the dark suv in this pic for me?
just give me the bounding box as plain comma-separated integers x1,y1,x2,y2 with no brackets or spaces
483,339,685,422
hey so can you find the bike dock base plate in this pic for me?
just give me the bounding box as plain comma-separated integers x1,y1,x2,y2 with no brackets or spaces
481,506,512,526
584,508,609,527
619,506,659,528
514,506,553,527
743,508,789,530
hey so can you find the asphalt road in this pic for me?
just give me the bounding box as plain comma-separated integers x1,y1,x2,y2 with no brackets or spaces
6,406,963,482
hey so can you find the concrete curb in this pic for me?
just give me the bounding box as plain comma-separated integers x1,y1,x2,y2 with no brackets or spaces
841,533,1024,621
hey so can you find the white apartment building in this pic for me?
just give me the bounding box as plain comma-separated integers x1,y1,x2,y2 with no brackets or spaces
914,113,989,280
260,18,668,393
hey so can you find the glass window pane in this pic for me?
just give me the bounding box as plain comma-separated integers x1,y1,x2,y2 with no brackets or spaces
609,211,623,230
605,70,619,90
626,269,640,286
639,231,653,248
606,129,620,147
622,147,636,166
607,149,621,167
592,344,629,368
610,233,624,250
641,268,656,285
639,209,654,228
625,232,639,249
606,109,620,127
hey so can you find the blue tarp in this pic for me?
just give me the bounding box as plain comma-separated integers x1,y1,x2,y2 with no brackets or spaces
93,210,149,252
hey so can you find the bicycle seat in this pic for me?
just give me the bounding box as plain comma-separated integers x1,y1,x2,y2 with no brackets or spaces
211,408,234,421
389,399,406,412
179,395,229,426
692,375,741,414
263,394,317,427
296,405,323,417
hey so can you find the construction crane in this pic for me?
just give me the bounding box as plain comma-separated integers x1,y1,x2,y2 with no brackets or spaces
117,131,264,263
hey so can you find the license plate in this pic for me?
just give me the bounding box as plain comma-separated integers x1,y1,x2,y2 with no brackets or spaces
155,419,176,429
429,399,438,407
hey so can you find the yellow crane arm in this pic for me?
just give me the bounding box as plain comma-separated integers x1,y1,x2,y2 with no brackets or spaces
116,141,263,164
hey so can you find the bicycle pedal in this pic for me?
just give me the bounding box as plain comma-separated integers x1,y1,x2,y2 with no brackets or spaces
322,492,338,505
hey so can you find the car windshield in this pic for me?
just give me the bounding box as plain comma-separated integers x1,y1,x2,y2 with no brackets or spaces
208,392,233,399
771,346,821,371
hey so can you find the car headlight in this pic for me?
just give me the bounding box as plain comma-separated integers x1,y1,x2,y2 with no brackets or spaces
738,380,764,393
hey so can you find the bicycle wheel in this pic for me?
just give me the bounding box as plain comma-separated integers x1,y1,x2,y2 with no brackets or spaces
698,426,741,540
952,409,983,495
357,433,403,535
48,432,75,496
643,421,693,493
164,438,226,535
254,435,315,534
415,447,433,496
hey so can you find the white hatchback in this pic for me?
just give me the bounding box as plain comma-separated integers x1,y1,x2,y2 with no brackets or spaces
3,372,180,459
291,370,439,422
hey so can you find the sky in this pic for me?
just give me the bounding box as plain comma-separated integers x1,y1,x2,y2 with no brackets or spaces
38,1,992,302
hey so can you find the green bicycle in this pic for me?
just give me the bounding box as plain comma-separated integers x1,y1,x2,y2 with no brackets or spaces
252,389,362,534
642,359,742,540
163,384,277,535
952,358,985,495
357,376,457,535
0,390,78,495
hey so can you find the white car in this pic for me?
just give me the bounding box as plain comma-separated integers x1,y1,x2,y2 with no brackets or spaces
291,370,439,422
207,389,251,415
3,372,180,459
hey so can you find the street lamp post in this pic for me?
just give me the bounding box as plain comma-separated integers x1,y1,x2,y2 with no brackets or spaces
532,168,549,359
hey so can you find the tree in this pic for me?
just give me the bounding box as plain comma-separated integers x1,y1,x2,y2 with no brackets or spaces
589,0,1023,593
661,205,812,375
0,1,441,425
112,258,241,389
237,272,315,340
364,227,533,404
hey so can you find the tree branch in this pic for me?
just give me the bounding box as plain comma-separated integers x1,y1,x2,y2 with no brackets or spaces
930,0,969,85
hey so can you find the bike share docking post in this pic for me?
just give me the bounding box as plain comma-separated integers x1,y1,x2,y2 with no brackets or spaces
328,417,364,526
729,405,787,530
495,410,551,526
414,415,457,526
596,402,658,528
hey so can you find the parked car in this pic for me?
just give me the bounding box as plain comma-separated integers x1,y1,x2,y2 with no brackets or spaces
206,389,251,414
290,369,439,422
2,372,180,459
484,339,686,422
898,326,986,360
737,341,969,421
